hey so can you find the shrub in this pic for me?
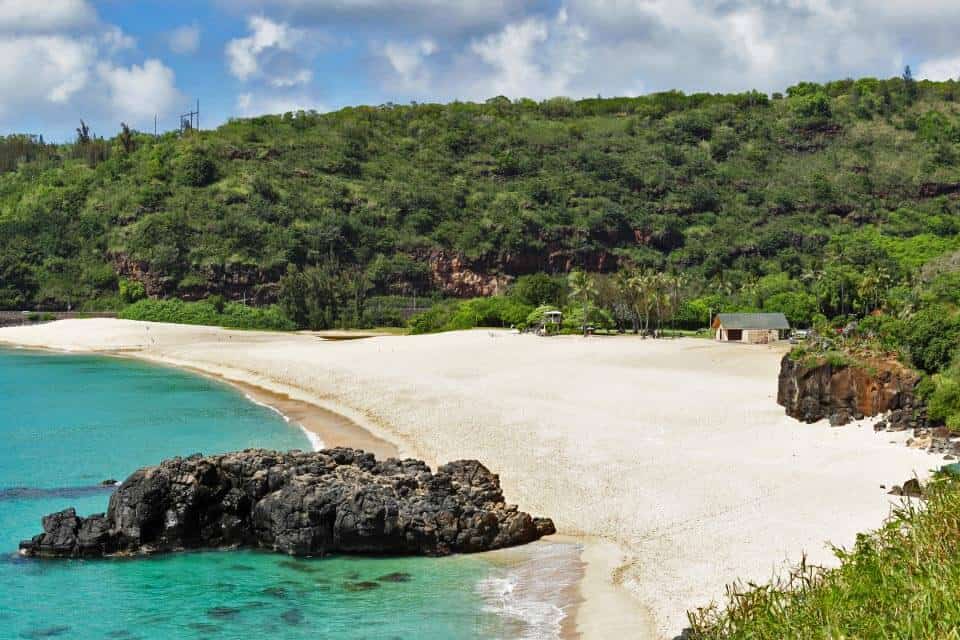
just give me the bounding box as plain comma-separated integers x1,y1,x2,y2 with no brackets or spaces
823,350,851,368
118,279,146,304
407,296,534,334
408,300,459,335
562,303,613,332
206,294,226,314
175,149,217,187
928,374,960,428
903,305,960,373
119,299,294,331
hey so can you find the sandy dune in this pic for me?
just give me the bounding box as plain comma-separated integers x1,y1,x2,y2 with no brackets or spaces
0,319,942,638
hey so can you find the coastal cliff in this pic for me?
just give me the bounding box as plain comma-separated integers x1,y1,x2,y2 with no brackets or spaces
777,354,922,426
19,448,555,559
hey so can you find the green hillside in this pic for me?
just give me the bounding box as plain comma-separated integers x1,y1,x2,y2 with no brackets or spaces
3,74,960,331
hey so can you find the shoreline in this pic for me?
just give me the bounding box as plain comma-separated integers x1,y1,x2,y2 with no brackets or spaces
171,362,400,460
1,319,945,639
101,349,645,638
117,351,603,639
0,340,594,638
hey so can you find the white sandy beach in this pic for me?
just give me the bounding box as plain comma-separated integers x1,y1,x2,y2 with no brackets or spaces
0,319,943,638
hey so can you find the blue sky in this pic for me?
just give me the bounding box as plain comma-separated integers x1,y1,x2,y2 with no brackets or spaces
3,0,960,141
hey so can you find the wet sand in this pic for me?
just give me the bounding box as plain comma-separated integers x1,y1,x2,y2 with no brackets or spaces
198,370,398,460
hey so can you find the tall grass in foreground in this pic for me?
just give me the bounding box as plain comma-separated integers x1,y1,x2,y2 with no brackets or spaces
687,476,960,640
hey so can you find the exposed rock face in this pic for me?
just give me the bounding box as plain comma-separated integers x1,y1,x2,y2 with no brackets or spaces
777,354,922,426
425,250,511,298
19,448,555,559
110,252,284,303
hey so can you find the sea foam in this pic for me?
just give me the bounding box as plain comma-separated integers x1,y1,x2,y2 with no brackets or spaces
476,542,580,640
244,393,325,452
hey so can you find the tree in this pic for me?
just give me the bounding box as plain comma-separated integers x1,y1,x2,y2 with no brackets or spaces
616,270,642,333
764,291,818,327
118,123,136,155
801,268,825,312
903,305,960,373
650,272,669,334
666,272,689,333
512,273,565,307
903,65,918,101
627,270,660,335
76,120,91,145
857,265,891,315
568,269,597,336
278,264,345,330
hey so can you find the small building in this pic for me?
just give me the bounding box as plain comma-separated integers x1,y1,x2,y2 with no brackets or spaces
712,313,790,344
535,310,562,336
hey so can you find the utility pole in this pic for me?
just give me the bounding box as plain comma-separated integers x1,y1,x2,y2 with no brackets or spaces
179,100,200,134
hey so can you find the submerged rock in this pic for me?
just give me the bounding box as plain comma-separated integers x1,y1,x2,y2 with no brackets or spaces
377,571,412,582
280,609,304,625
343,580,381,591
19,448,555,559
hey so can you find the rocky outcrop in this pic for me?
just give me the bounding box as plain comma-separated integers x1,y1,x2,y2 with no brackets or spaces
777,354,922,426
110,252,284,303
19,448,555,559
425,250,511,297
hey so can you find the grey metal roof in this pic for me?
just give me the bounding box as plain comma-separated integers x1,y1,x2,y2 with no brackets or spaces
715,312,790,330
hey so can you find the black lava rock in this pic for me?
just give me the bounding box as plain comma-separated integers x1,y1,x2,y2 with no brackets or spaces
19,448,555,559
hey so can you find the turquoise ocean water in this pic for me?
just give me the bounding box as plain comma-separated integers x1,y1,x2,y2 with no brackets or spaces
0,348,522,640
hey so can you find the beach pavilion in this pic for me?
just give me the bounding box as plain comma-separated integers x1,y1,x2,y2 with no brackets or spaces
712,312,790,344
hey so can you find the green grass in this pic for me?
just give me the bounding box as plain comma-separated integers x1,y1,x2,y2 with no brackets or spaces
687,476,960,640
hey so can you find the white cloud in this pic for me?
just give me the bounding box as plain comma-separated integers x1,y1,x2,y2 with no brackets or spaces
333,1,960,105
269,69,312,88
0,36,94,114
0,0,188,137
236,92,326,116
229,0,530,34
102,26,135,53
917,56,960,82
0,0,94,32
381,38,437,88
471,19,551,97
226,15,305,80
169,23,201,55
461,10,587,100
98,59,181,121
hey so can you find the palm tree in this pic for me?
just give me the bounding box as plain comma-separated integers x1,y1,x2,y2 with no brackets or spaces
648,272,670,335
616,269,641,334
568,269,597,336
739,279,760,310
667,272,689,334
858,265,892,314
801,267,825,313
628,270,656,335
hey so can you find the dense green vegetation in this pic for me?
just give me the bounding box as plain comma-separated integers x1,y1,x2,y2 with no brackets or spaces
688,474,960,639
118,298,294,330
4,74,960,335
